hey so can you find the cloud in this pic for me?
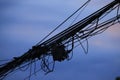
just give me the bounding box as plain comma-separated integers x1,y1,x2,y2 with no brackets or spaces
0,25,50,43
106,24,120,38
89,23,120,51
0,0,120,80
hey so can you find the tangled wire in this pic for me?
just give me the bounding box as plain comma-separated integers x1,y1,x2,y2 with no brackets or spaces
0,0,120,80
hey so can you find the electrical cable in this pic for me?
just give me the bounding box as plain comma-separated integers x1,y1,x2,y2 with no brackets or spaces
117,3,120,23
68,0,91,27
33,59,37,76
1,1,120,80
65,14,120,50
36,0,91,45
67,36,74,60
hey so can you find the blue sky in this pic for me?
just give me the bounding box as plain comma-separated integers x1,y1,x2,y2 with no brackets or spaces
0,0,120,80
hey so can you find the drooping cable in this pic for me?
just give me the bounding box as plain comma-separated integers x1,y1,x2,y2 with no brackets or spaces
76,34,89,54
65,14,120,51
1,1,120,80
33,59,37,76
67,36,74,60
28,61,32,80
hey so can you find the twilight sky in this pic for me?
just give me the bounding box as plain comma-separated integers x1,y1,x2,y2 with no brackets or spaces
0,0,120,80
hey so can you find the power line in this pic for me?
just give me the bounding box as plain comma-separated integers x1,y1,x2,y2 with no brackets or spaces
36,0,91,45
0,0,120,80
